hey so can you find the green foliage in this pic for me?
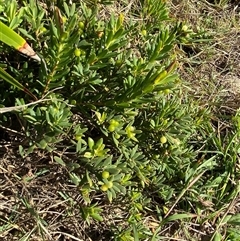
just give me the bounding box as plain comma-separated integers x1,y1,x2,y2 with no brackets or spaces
0,0,239,240
0,17,40,98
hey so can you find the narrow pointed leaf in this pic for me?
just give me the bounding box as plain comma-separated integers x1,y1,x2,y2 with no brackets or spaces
0,21,41,61
162,213,196,225
0,67,36,100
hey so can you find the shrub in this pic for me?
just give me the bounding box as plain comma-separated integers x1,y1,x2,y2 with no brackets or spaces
0,0,203,238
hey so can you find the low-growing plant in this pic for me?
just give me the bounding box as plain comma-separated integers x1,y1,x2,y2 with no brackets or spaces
0,0,240,240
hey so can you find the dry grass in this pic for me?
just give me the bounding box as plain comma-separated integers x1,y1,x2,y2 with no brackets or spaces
170,0,240,112
0,150,123,240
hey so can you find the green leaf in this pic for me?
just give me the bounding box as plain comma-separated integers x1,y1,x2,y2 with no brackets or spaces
162,213,195,224
133,224,139,241
86,170,93,187
91,213,103,222
0,67,36,99
227,214,240,225
18,28,35,41
0,21,41,61
54,156,66,167
113,28,124,40
88,137,94,150
69,172,81,186
213,232,222,241
38,139,48,149
107,189,113,203
105,166,120,174
69,3,76,16
114,182,126,195
63,2,70,17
